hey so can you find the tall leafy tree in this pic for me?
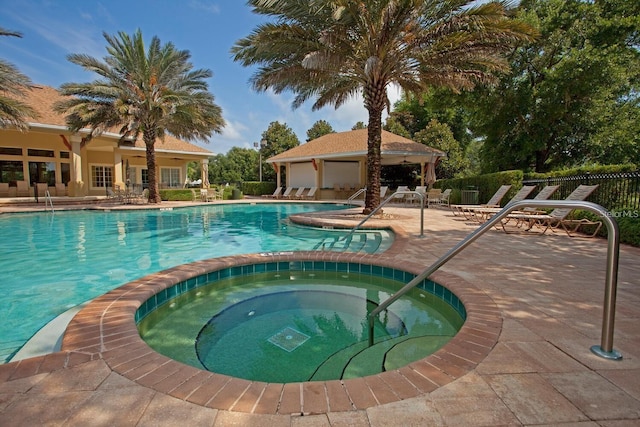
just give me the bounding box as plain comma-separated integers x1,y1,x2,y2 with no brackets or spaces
473,0,640,172
306,119,335,141
209,147,259,183
260,121,300,182
0,28,37,130
232,0,534,213
56,30,225,203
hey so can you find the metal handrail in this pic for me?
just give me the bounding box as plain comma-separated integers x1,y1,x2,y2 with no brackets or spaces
44,190,54,213
347,187,366,202
343,190,425,241
367,200,622,360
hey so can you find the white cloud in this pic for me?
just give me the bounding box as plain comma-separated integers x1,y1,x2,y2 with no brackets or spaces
220,119,248,142
189,1,221,14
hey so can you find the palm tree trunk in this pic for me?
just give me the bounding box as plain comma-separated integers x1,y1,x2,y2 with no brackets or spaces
143,128,161,204
363,83,386,215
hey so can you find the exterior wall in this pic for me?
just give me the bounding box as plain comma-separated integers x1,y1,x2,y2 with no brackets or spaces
322,160,361,188
289,162,316,188
0,129,71,196
1,127,210,198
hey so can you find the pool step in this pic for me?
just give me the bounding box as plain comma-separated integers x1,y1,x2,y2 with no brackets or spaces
313,232,382,253
309,334,452,381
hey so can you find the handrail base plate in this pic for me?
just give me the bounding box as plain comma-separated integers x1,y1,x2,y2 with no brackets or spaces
590,345,622,360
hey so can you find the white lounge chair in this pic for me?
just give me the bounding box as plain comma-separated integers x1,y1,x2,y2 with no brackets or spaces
450,185,513,217
263,187,283,198
280,187,295,199
291,187,306,199
302,187,317,200
501,184,601,237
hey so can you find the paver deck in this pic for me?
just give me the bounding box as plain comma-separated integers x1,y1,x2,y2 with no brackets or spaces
1,200,639,426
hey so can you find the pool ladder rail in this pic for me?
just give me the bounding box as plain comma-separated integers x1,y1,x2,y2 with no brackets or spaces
365,200,622,361
44,190,54,213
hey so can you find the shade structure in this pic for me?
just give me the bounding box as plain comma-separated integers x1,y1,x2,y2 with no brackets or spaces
425,160,437,185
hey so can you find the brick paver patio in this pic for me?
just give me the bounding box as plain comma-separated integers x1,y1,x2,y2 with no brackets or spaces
0,201,638,426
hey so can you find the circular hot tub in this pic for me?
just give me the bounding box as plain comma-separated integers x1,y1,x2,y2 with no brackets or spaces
136,260,465,383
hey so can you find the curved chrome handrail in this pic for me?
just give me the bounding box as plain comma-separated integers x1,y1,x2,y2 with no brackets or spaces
367,200,622,360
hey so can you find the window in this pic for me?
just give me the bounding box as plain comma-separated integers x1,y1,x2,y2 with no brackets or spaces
161,167,181,188
0,160,24,184
29,161,56,186
141,169,149,189
0,147,22,156
27,149,55,158
60,151,70,159
91,165,113,189
61,163,70,184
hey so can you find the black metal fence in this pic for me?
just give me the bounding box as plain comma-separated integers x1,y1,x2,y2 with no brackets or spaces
522,171,640,212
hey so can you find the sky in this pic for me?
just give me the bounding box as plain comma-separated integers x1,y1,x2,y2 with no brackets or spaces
0,0,402,154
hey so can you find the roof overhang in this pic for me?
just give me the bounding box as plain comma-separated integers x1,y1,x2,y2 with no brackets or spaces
267,150,446,165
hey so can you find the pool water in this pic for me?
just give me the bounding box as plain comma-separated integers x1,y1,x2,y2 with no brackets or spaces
0,203,392,363
138,270,464,382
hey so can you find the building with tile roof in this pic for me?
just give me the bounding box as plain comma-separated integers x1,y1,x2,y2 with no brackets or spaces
267,128,445,193
0,85,214,198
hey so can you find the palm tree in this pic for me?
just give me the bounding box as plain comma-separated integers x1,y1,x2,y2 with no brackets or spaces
0,28,37,130
232,0,535,213
56,30,225,203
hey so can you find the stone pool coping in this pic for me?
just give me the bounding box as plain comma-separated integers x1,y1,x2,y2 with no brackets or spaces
60,251,501,415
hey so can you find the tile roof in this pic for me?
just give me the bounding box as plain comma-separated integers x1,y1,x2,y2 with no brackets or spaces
267,128,445,163
17,85,213,155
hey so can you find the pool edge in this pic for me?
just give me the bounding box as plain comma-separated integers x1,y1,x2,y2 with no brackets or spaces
60,252,501,415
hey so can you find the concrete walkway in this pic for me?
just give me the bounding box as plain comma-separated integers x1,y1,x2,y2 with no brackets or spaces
0,202,639,426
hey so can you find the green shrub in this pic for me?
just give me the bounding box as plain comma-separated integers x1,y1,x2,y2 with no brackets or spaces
435,170,524,206
242,181,277,196
524,164,636,180
159,189,196,201
572,209,640,246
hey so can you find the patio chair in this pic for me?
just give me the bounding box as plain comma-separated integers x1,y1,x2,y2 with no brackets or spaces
302,187,318,200
501,184,601,237
433,189,452,208
36,183,49,198
16,180,30,197
55,183,67,196
106,188,123,203
393,185,409,204
131,188,149,204
426,188,443,208
380,186,389,199
263,187,282,198
473,185,560,224
343,183,353,198
406,186,427,206
450,185,512,217
466,185,536,222
280,187,295,199
290,187,306,199
0,182,9,197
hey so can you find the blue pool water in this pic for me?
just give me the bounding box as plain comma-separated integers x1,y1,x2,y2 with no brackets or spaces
0,203,392,362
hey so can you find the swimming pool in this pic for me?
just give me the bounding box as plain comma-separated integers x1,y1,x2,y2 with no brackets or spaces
0,203,392,363
137,263,465,383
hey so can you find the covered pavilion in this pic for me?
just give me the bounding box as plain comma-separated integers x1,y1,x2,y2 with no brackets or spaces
266,129,446,198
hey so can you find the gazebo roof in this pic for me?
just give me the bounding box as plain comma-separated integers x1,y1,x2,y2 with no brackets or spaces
267,128,445,165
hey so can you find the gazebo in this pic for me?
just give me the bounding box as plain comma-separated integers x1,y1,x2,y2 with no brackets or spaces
266,129,446,197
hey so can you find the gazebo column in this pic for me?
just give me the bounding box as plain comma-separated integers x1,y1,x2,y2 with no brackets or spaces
201,159,210,188
113,152,124,189
69,136,87,197
420,163,425,187
272,162,281,189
